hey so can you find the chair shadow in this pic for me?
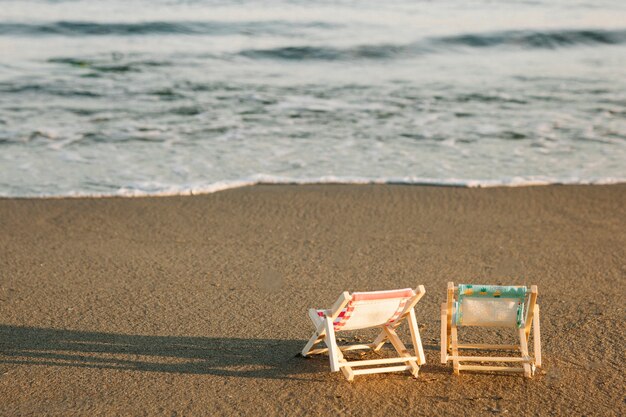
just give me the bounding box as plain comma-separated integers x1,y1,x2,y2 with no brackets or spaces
0,325,328,380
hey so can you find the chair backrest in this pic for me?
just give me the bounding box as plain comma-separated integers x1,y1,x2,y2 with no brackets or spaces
335,288,416,331
454,284,527,328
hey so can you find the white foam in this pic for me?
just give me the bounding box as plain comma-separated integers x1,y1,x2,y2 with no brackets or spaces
5,175,624,199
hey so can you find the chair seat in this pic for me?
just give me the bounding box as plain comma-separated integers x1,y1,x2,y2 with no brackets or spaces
316,291,413,331
455,284,527,328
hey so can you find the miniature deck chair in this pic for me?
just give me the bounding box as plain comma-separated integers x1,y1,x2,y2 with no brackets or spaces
301,286,426,381
441,282,541,377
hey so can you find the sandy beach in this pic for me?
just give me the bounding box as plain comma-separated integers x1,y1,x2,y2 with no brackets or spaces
0,184,624,416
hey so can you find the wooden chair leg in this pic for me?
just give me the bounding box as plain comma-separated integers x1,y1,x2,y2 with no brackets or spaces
408,309,426,365
533,305,542,368
302,312,326,357
525,285,538,342
451,325,460,375
302,330,325,357
518,328,532,378
441,302,448,364
384,326,420,377
324,317,341,372
446,282,454,352
335,348,355,381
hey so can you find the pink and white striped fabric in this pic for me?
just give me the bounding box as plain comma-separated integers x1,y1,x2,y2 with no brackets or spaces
317,288,415,331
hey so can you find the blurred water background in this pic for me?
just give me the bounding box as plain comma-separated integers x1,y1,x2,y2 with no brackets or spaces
0,0,625,197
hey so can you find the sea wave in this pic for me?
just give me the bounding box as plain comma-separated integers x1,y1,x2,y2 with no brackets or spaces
3,175,624,199
0,20,338,37
240,28,626,60
439,28,626,48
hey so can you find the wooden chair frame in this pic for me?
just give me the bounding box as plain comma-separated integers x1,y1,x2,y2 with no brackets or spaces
441,282,541,378
302,286,426,381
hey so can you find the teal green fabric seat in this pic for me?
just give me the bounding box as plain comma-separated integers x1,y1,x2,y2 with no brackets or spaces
454,284,527,328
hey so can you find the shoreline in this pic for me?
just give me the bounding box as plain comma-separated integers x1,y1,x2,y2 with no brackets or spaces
2,177,625,200
1,184,625,415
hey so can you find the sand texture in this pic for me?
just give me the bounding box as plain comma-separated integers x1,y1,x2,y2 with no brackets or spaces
1,184,625,416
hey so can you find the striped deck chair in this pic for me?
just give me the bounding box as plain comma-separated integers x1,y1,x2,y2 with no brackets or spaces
301,286,426,381
441,282,542,377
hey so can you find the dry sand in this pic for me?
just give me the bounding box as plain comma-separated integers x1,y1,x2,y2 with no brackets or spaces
0,184,625,416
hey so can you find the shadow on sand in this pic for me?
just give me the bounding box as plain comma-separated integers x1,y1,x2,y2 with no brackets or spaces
0,325,327,380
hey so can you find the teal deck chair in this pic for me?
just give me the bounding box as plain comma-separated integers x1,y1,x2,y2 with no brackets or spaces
441,282,541,377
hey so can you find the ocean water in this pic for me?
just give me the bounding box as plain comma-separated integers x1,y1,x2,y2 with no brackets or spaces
0,0,625,197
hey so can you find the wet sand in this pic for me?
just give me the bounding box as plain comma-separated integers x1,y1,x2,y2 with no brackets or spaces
1,184,625,416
